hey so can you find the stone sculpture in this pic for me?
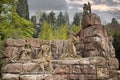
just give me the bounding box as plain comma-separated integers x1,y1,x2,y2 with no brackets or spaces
20,44,32,60
83,2,91,15
60,33,81,59
2,2,120,80
11,43,33,62
37,44,53,72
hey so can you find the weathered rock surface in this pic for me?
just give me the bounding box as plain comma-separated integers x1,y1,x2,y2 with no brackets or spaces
2,74,19,80
82,13,101,29
2,2,119,80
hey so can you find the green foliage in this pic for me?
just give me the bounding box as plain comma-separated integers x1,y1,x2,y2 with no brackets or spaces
0,0,34,78
72,12,81,26
0,0,34,39
113,33,120,68
39,21,69,40
38,21,81,40
70,25,81,33
48,11,56,27
57,12,66,26
106,18,120,68
39,21,54,40
40,12,48,23
0,39,5,79
54,25,69,39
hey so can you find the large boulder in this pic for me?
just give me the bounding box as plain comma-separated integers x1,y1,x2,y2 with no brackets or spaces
82,13,101,29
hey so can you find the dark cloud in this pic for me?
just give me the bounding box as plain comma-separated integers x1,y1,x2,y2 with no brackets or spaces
28,0,67,11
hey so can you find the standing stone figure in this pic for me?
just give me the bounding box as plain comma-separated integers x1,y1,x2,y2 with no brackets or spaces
10,43,33,62
37,44,53,72
83,2,91,15
20,44,32,61
61,33,81,59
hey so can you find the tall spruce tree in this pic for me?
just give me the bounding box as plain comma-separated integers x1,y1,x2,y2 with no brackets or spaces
0,0,34,39
40,12,48,25
16,0,29,20
48,11,56,27
57,12,65,26
72,12,80,26
64,11,69,25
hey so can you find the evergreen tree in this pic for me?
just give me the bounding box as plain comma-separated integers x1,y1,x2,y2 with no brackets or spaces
0,1,34,79
57,12,65,26
0,0,34,39
72,12,80,26
31,16,40,38
64,11,69,25
40,12,48,24
16,0,29,20
111,18,119,27
48,11,56,27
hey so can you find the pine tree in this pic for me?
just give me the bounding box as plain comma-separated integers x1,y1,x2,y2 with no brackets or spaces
48,11,56,28
57,12,66,26
64,11,69,25
16,0,29,20
72,12,80,26
0,0,34,39
40,12,48,24
111,18,119,27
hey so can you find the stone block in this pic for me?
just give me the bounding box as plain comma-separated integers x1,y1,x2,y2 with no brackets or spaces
59,60,80,65
83,50,98,57
53,75,68,80
3,47,19,58
82,13,101,28
54,65,69,74
26,38,42,48
82,25,107,38
107,58,119,70
23,62,37,72
2,63,23,73
109,70,119,78
2,73,19,80
79,58,90,65
20,74,52,80
6,39,25,47
84,43,96,50
96,67,109,79
89,57,106,66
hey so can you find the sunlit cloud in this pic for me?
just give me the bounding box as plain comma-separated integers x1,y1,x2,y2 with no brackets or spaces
92,4,120,11
65,0,94,4
113,0,120,2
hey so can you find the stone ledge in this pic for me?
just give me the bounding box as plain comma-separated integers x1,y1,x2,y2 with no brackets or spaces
2,73,20,80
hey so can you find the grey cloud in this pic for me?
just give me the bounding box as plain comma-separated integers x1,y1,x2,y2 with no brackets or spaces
28,0,67,11
105,10,120,20
93,0,120,6
68,3,83,8
28,0,120,24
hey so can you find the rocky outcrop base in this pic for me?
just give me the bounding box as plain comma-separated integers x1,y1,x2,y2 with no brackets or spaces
2,57,119,80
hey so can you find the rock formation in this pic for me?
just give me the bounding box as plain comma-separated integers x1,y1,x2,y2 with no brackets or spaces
74,2,115,58
2,2,120,80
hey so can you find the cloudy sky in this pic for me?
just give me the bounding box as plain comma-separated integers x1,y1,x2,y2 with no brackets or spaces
28,0,120,24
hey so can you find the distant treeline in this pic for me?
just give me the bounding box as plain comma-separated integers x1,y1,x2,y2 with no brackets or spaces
31,11,82,39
